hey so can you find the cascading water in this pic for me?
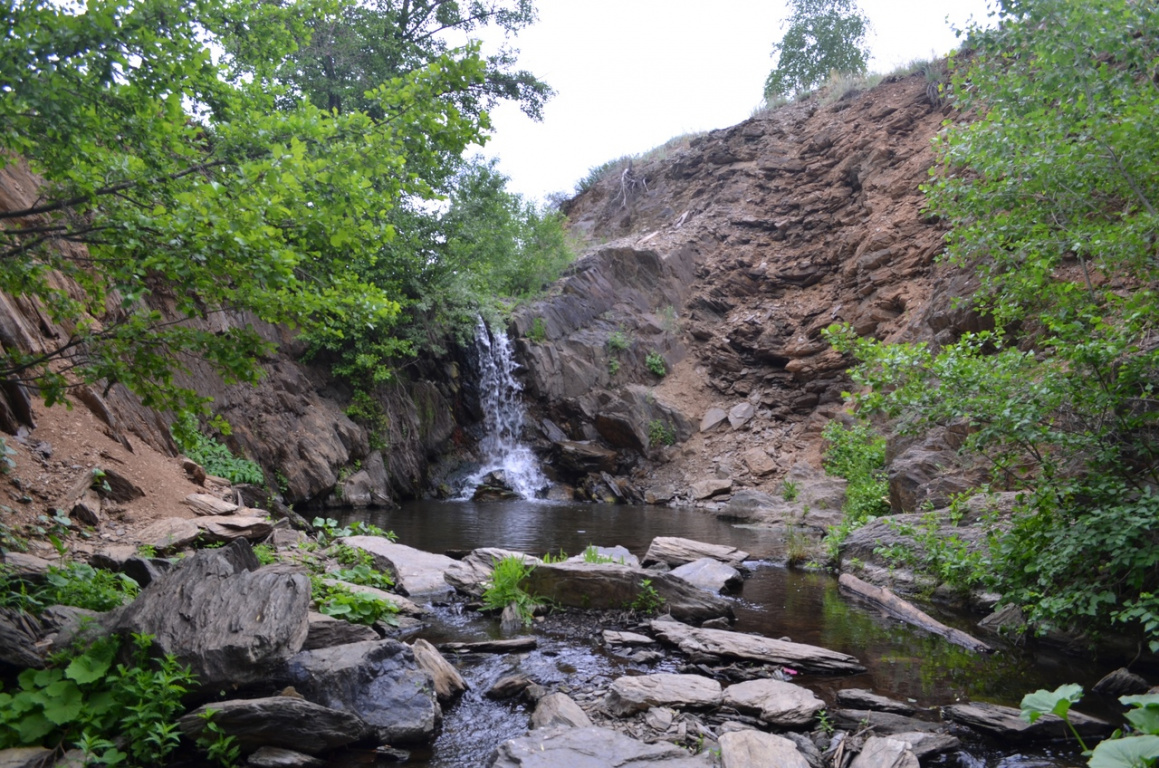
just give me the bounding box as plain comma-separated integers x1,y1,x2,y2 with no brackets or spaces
460,319,548,499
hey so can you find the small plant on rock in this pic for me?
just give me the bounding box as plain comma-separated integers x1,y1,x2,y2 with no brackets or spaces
648,419,677,447
527,317,547,343
631,579,665,615
645,352,667,377
481,555,537,626
782,480,800,502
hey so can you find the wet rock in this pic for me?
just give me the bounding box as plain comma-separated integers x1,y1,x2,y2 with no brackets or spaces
849,737,918,768
669,558,743,593
718,730,810,768
490,725,715,767
977,604,1027,638
524,562,734,623
701,408,728,432
303,611,379,651
410,639,467,703
942,701,1113,742
105,542,309,691
439,637,537,654
500,603,526,634
135,518,201,552
487,674,536,701
651,620,864,675
606,673,723,716
604,630,656,646
343,536,456,597
888,733,960,760
246,747,324,768
690,476,732,500
643,537,749,568
284,639,439,745
184,493,239,516
835,689,916,715
833,710,944,734
556,441,618,475
178,697,371,754
530,692,593,729
1092,668,1149,697
722,679,825,727
728,402,755,429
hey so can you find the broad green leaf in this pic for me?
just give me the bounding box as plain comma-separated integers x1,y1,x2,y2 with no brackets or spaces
42,680,83,725
66,641,117,684
1021,683,1083,724
1126,707,1159,736
1089,735,1159,768
1122,695,1159,709
15,712,54,743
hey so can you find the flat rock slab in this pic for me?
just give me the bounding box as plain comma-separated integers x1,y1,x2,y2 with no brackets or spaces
566,545,639,568
135,517,201,552
836,689,916,715
849,737,919,768
439,637,537,654
178,696,371,754
284,639,439,745
834,710,945,735
722,679,825,727
606,673,722,716
701,408,728,432
195,515,274,543
184,493,239,516
0,747,53,768
344,536,456,596
719,730,810,768
105,544,309,691
651,620,864,675
524,562,734,624
889,733,960,760
669,558,743,593
942,701,1113,742
303,611,379,651
531,692,593,729
643,537,749,568
490,726,716,767
247,747,324,768
603,630,656,646
410,638,468,703
319,578,426,616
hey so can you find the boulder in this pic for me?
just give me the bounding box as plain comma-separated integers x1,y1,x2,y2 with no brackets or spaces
531,693,593,729
942,701,1113,742
184,493,239,516
196,515,274,543
835,689,916,715
651,620,864,674
740,448,778,477
849,737,918,768
718,730,810,768
690,476,732,500
247,747,324,768
0,552,51,582
178,697,371,754
70,488,102,526
303,611,379,651
342,536,456,596
728,402,755,429
135,518,201,552
669,558,743,593
643,537,749,568
605,673,723,716
410,638,467,704
490,726,715,767
556,441,618,476
0,747,53,768
283,639,439,745
336,453,391,508
444,548,542,597
1092,668,1150,697
524,562,734,623
701,408,728,432
722,679,825,727
105,542,309,691
0,608,43,669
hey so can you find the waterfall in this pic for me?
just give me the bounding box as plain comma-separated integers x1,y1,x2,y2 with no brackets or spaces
461,319,547,499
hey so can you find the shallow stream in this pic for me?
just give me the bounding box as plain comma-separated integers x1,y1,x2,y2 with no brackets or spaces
339,500,1120,767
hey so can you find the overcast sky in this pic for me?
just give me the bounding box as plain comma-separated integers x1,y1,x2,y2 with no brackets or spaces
470,0,994,202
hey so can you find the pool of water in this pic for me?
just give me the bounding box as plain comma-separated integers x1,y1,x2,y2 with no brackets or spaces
337,500,1117,767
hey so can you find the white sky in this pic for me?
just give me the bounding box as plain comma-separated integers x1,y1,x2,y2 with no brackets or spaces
471,0,995,202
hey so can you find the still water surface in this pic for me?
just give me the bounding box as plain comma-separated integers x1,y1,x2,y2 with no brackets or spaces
340,500,1117,767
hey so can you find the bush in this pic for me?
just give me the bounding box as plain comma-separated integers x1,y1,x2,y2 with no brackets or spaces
645,352,667,377
481,555,537,626
648,420,676,447
821,420,890,559
171,412,264,486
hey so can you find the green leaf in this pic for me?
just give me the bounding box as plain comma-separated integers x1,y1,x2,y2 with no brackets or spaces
15,712,54,742
42,680,83,725
1126,707,1159,736
1020,683,1083,724
1122,695,1159,709
1089,735,1159,768
66,641,117,684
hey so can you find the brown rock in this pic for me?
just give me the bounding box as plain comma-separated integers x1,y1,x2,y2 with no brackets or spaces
410,638,468,703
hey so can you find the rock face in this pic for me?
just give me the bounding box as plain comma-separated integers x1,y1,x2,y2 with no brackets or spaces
651,620,864,674
178,697,371,754
605,674,723,716
283,639,440,745
523,562,734,623
104,543,309,691
490,726,715,767
722,679,826,727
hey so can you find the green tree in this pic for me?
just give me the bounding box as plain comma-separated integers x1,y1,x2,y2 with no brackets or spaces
829,0,1159,643
764,0,871,98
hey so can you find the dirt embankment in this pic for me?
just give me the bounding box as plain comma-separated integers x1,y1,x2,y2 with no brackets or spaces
512,70,982,509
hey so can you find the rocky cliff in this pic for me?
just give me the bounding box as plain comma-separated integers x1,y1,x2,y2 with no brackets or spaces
511,70,980,509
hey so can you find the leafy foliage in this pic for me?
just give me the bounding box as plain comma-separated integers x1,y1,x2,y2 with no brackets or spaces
645,352,667,377
0,634,195,765
1019,684,1159,768
825,0,1159,643
648,419,676,447
820,419,890,559
310,576,399,626
171,412,264,485
311,517,397,547
630,579,665,615
764,0,871,98
481,555,537,625
1,561,139,615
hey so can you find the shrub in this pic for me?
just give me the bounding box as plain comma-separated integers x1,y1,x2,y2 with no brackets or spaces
310,577,398,626
645,352,667,377
481,555,537,626
821,420,890,559
527,317,547,343
171,412,264,486
648,420,676,447
607,329,629,352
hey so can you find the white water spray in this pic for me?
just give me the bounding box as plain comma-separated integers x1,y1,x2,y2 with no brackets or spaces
461,319,547,499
